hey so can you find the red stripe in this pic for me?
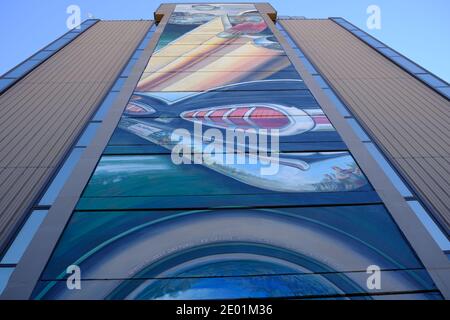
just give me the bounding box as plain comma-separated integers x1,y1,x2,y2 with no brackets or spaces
312,115,330,125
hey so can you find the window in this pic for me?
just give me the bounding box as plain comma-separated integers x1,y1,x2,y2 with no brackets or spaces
30,50,54,61
407,201,450,251
4,60,40,78
322,88,351,117
377,47,399,58
1,210,48,264
92,91,119,121
38,148,85,206
111,77,127,92
416,73,447,88
347,118,370,142
0,268,14,295
299,57,317,74
0,78,15,91
76,123,101,147
364,142,412,197
360,36,385,48
391,56,426,74
313,75,329,89
45,38,71,51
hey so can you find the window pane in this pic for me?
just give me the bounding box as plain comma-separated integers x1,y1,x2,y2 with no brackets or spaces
4,60,40,78
364,143,412,197
360,36,385,48
407,201,450,251
31,50,54,61
322,88,351,117
347,118,370,142
76,122,101,147
313,75,329,89
416,73,447,88
38,148,85,206
377,47,399,57
391,56,426,74
0,78,15,91
0,268,14,295
45,38,71,51
1,210,47,264
92,91,119,121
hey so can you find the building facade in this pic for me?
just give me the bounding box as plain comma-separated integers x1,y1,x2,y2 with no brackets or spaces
0,3,449,300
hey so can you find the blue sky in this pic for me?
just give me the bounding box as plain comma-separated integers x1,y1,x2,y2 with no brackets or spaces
0,0,449,81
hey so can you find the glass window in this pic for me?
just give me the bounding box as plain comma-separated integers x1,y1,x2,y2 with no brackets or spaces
111,77,127,92
407,201,450,251
138,37,152,50
144,31,155,39
351,30,367,37
364,142,412,197
131,50,144,60
38,148,85,206
30,50,54,61
76,122,101,147
347,118,370,142
69,19,96,32
81,19,98,28
377,47,399,57
416,73,447,88
92,91,119,121
283,36,298,49
1,210,48,264
0,78,15,91
45,38,71,51
322,88,351,117
4,60,40,78
313,75,329,89
436,86,450,98
0,268,14,295
360,36,385,48
121,59,137,77
336,21,358,31
61,32,79,40
391,56,426,74
299,57,317,74
292,48,304,57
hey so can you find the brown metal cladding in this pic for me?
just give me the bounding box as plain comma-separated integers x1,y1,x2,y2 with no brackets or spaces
0,20,152,251
255,3,277,22
280,19,450,234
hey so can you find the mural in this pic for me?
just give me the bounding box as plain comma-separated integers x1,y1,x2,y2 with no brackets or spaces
32,4,440,300
34,206,437,299
83,153,370,197
137,4,300,91
108,82,347,153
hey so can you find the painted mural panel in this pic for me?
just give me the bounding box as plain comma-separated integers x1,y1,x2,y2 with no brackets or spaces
34,205,437,299
32,4,439,300
81,152,371,197
139,4,298,91
33,274,440,300
107,86,346,153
